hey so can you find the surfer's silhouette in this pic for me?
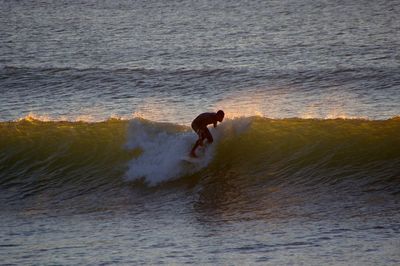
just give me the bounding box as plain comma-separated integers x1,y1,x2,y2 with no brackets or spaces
190,110,224,157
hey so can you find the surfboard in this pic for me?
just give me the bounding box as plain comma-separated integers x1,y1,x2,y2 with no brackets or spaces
182,144,207,163
181,155,200,164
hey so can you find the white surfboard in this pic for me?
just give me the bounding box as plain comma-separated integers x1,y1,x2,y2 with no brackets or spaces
181,155,201,164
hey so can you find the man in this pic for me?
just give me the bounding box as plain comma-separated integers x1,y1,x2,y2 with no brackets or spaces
190,110,225,157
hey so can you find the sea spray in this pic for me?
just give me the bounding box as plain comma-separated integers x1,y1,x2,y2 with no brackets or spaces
123,118,252,185
124,119,204,185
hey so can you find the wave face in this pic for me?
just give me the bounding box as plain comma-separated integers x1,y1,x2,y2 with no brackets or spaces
1,117,399,204
0,119,131,203
217,117,400,193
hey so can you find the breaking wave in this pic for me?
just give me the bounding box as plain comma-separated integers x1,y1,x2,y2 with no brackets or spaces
1,116,399,200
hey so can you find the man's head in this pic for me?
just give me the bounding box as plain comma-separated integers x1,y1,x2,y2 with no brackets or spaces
216,110,225,122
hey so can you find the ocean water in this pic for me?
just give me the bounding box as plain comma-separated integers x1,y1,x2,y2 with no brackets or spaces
1,0,400,265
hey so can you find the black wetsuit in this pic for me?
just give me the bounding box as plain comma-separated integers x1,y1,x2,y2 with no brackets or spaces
191,112,219,143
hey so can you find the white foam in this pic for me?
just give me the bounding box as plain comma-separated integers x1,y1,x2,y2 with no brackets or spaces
124,119,210,185
123,118,252,186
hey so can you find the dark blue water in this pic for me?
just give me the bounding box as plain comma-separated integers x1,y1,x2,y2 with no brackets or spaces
1,0,400,264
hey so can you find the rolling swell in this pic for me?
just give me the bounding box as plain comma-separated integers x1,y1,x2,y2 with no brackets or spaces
0,117,399,204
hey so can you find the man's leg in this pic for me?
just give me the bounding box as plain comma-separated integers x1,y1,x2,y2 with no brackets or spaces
190,128,206,157
190,138,202,157
204,128,213,144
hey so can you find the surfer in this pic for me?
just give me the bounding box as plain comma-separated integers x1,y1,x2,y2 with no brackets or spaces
190,110,225,157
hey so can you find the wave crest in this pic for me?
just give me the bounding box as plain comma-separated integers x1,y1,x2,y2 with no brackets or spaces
0,117,399,195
